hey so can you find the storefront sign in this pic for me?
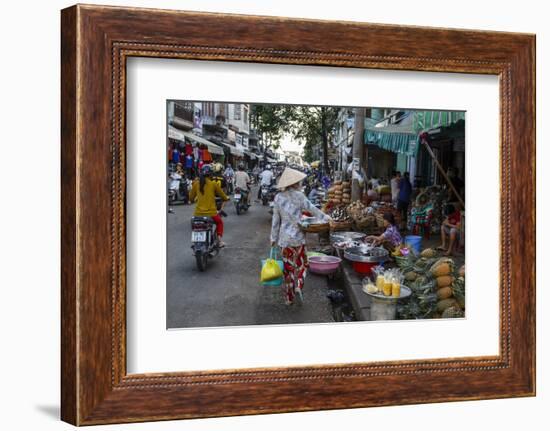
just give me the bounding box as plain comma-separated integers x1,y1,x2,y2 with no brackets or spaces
235,134,243,149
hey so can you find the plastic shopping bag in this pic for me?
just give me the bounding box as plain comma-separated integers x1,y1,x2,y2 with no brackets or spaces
260,248,284,286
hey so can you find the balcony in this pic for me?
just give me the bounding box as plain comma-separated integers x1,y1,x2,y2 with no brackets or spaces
170,102,194,130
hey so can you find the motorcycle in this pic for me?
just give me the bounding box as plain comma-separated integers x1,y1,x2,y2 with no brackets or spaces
224,175,234,194
191,212,225,271
168,172,189,204
260,183,277,206
234,187,249,215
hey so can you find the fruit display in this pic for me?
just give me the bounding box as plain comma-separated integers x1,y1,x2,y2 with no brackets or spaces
441,306,464,318
327,180,351,205
420,248,436,258
341,181,351,204
396,253,465,320
346,201,377,230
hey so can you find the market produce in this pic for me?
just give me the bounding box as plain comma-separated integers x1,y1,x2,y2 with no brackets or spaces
430,257,455,277
436,286,453,300
327,182,346,205
436,275,454,288
328,206,351,222
436,298,459,313
344,201,377,230
441,306,464,318
404,271,418,282
458,265,465,278
420,248,436,258
452,276,465,309
397,247,465,320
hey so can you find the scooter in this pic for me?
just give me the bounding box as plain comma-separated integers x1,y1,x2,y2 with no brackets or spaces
260,184,277,206
224,175,234,194
190,216,219,271
168,172,189,204
234,187,250,215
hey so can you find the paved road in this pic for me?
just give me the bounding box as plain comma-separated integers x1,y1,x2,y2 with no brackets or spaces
166,187,334,329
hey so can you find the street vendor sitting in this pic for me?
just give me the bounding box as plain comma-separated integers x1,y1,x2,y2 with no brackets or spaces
438,203,461,256
366,213,402,249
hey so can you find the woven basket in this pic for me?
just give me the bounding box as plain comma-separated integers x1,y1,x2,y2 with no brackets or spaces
301,223,330,233
353,217,377,231
329,220,353,231
375,208,402,226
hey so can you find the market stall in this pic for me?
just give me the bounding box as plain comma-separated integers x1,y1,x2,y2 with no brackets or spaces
298,178,466,322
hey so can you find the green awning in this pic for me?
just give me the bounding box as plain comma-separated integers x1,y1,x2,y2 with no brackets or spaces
364,129,419,156
412,111,465,133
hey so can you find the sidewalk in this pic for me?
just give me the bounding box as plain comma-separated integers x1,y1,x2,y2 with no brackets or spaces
340,262,371,321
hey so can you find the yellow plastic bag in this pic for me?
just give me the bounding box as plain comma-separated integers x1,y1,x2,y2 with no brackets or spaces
260,248,283,282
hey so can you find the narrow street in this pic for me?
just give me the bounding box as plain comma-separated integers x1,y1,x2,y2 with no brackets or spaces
166,186,334,329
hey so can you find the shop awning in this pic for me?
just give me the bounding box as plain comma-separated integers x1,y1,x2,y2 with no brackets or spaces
168,126,224,155
412,111,465,133
215,140,245,157
228,146,244,157
364,128,419,156
245,151,256,159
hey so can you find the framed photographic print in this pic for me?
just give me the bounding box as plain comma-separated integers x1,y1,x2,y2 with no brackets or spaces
61,4,535,426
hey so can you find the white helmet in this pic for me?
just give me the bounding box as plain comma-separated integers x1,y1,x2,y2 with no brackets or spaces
266,164,271,170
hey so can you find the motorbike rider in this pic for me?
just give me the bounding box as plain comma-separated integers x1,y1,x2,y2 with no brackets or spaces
223,164,235,193
211,162,227,192
189,164,229,247
234,162,252,206
258,164,274,199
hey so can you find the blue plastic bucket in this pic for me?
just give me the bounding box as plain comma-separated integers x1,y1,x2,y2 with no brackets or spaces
404,235,422,255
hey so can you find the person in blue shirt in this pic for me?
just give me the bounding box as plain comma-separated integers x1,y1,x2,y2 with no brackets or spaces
397,172,412,227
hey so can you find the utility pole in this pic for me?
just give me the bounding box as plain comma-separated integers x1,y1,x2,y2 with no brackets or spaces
351,107,366,202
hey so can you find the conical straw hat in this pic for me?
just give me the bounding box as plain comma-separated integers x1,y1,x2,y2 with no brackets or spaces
276,167,307,189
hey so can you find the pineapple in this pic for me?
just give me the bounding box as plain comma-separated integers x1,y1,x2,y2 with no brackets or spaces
441,306,464,319
452,276,466,309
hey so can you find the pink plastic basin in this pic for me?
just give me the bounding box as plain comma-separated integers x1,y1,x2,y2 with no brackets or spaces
308,255,342,275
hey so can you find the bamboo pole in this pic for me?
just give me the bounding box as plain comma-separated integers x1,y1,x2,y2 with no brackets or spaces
421,138,465,208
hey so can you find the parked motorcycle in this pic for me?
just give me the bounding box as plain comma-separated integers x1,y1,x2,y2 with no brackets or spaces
168,172,189,204
234,187,249,215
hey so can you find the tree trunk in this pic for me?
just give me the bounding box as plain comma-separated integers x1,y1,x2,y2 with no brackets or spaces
321,109,330,175
351,107,366,202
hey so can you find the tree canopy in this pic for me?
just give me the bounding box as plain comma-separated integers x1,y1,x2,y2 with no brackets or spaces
250,104,342,172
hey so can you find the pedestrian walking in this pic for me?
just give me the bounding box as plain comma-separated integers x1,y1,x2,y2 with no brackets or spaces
390,170,401,205
397,172,412,228
270,167,331,305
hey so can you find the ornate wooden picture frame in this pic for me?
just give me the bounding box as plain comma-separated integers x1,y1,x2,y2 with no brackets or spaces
61,4,535,425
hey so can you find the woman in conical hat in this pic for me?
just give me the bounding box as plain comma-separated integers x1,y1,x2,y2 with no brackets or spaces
270,167,331,305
